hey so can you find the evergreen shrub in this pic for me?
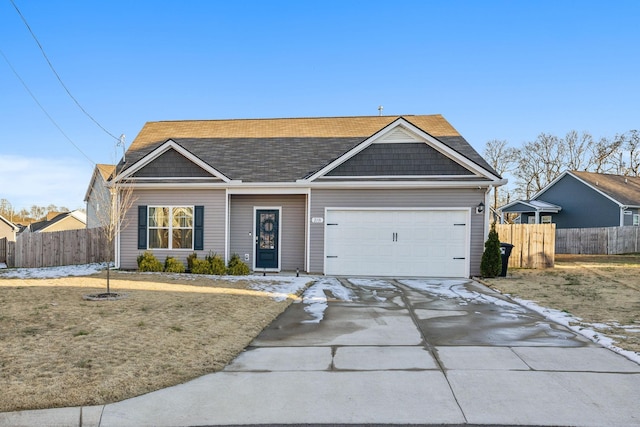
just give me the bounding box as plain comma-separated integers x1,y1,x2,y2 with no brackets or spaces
480,222,502,277
227,253,250,275
137,251,163,272
164,256,186,273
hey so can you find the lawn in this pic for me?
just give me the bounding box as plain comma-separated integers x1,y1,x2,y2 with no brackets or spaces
0,269,311,413
483,254,640,355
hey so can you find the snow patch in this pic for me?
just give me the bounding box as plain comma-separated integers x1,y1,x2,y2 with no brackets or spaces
511,296,640,365
0,263,108,279
400,279,525,312
248,276,315,302
301,278,355,323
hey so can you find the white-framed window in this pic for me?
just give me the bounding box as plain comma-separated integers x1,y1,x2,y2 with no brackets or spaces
634,214,640,226
148,206,194,249
541,215,552,224
528,216,536,224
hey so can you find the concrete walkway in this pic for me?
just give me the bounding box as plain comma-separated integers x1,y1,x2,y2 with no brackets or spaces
2,278,639,426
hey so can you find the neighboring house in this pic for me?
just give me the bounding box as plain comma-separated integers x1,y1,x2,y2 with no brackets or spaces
108,115,505,277
85,164,116,228
27,210,87,233
0,214,19,241
500,170,640,228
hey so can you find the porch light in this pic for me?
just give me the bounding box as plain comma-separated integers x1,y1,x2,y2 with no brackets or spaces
476,202,485,214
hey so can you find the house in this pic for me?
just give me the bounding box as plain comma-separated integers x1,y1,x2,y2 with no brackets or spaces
499,170,640,228
27,210,87,233
0,214,19,241
107,115,505,277
85,164,116,228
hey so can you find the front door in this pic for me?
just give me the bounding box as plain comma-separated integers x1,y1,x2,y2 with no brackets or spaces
255,209,279,269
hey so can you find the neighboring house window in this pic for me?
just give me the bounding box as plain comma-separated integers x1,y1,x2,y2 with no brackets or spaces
541,215,552,224
148,206,194,249
527,216,536,224
634,214,640,226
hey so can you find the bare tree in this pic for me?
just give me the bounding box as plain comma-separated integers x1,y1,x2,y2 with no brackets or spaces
620,130,640,176
30,205,46,220
88,172,137,295
514,133,565,198
563,130,593,171
0,199,13,220
588,135,623,174
483,139,518,211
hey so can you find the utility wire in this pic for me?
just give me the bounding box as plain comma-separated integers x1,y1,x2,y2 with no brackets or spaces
0,48,96,166
9,0,120,141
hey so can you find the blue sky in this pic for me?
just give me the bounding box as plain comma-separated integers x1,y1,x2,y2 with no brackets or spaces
1,1,639,212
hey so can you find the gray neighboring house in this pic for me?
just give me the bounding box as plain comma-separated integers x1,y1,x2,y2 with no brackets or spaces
500,170,640,228
85,164,116,228
0,214,19,241
108,115,505,277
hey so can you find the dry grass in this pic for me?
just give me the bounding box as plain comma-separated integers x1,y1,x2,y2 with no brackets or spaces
484,254,640,354
0,270,309,413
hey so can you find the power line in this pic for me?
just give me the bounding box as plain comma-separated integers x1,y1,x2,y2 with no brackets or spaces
0,48,95,166
9,0,120,142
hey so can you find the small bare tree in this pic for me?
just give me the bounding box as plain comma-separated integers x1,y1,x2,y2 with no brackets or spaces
483,139,518,211
89,170,137,295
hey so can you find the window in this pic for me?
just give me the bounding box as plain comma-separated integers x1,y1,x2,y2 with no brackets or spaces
148,206,193,249
541,215,552,224
527,216,536,224
634,214,640,226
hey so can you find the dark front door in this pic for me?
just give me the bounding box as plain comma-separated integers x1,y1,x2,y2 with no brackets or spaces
256,209,279,269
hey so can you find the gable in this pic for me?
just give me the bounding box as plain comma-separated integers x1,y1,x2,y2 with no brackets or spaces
325,143,475,177
132,148,216,179
309,119,496,181
536,174,621,210
501,201,536,213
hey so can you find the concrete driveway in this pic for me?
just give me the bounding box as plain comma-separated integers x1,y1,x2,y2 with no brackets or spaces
3,277,639,426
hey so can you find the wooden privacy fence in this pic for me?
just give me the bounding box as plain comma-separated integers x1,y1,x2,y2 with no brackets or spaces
495,223,555,269
0,237,15,267
556,226,640,254
12,228,110,268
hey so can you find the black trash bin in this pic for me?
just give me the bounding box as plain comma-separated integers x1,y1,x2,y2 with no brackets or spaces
499,243,514,277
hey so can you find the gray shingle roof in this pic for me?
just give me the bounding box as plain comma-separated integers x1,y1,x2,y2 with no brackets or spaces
120,115,498,181
570,171,640,206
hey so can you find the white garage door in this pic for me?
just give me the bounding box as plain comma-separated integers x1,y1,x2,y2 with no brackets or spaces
324,209,469,277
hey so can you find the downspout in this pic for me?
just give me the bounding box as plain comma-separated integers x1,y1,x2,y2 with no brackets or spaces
484,185,493,241
114,188,121,269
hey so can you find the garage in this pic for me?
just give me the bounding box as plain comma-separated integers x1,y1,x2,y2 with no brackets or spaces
324,209,469,277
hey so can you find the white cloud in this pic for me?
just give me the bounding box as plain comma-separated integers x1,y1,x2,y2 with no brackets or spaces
0,154,93,212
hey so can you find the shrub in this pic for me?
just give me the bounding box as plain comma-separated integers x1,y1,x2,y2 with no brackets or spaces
164,256,186,273
227,253,250,275
186,252,198,271
480,222,502,278
206,252,227,275
137,251,163,272
190,258,213,275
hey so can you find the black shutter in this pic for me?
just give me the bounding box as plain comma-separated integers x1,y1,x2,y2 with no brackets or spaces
138,205,147,249
194,205,204,250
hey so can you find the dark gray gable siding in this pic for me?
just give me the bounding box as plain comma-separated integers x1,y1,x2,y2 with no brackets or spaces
502,201,536,213
534,174,620,228
133,148,215,178
325,143,475,176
